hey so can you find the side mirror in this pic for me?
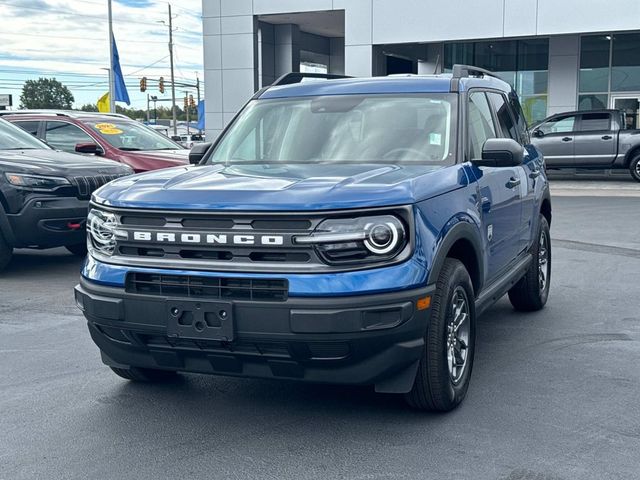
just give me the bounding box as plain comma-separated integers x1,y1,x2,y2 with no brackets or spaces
75,142,103,155
474,138,524,167
532,128,544,138
188,142,212,165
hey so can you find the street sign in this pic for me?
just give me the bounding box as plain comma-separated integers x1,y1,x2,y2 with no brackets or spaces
0,94,13,107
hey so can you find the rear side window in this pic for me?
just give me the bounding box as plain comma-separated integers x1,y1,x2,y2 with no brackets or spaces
579,112,611,131
509,92,530,143
538,115,576,135
487,92,518,141
468,92,497,160
45,121,95,152
13,121,40,136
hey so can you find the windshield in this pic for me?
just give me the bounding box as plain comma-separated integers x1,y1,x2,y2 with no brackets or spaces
0,118,49,150
88,120,183,151
208,94,457,165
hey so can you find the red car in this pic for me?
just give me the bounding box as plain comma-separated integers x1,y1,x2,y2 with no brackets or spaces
1,111,189,172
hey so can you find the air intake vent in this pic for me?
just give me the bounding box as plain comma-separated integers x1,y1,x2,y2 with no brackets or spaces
126,273,288,302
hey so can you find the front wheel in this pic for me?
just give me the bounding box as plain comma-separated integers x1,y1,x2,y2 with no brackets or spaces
66,243,88,256
405,258,476,412
0,231,13,271
508,215,551,311
630,154,640,182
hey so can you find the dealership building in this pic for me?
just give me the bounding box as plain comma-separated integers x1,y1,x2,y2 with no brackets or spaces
201,0,640,138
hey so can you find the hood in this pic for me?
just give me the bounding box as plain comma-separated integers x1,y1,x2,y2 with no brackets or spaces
118,149,189,170
0,148,132,176
94,163,469,211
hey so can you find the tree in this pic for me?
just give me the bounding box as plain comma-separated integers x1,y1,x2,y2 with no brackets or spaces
79,103,98,112
20,78,74,109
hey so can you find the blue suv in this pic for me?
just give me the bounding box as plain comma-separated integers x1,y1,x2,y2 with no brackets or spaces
74,66,552,411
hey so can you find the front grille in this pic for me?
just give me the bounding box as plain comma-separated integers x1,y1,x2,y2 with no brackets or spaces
72,174,127,198
126,272,289,302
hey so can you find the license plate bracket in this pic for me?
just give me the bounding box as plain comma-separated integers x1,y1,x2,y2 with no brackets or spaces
166,300,234,342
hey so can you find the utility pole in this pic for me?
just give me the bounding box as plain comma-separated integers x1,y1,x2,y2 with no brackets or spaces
168,3,177,136
185,91,190,136
196,72,201,134
107,0,115,113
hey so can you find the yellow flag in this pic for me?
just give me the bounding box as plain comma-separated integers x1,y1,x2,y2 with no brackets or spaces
97,92,110,113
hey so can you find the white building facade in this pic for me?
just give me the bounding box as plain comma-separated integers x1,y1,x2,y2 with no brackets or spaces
202,0,640,138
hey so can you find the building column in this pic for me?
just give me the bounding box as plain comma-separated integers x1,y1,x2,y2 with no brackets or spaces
274,24,301,77
547,34,580,115
202,0,258,140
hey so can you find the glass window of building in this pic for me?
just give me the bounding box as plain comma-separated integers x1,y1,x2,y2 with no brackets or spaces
611,33,640,92
579,35,611,94
444,39,549,124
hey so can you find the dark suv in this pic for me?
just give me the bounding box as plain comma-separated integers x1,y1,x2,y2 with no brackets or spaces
1,111,188,173
75,66,552,411
0,117,132,270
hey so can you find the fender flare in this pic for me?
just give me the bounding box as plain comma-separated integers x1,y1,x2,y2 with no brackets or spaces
426,220,485,294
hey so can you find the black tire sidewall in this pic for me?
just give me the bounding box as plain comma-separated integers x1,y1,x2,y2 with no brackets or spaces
536,216,551,305
631,156,640,182
428,260,476,408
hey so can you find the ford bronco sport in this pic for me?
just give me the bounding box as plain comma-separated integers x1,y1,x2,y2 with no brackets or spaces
74,66,552,411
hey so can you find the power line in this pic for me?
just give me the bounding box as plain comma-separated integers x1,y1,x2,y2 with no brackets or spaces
0,31,167,45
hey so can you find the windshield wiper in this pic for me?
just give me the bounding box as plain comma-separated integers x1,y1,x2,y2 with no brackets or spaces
119,147,143,151
1,147,40,150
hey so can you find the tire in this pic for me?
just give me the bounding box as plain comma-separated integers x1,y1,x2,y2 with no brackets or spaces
405,258,476,412
66,243,88,256
110,366,179,382
0,230,13,271
630,154,640,182
508,215,551,312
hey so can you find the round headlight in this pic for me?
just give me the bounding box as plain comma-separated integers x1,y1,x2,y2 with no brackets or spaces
87,209,119,256
364,221,400,254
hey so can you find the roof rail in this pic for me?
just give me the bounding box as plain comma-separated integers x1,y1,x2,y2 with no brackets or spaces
271,72,352,86
450,64,504,92
0,109,129,119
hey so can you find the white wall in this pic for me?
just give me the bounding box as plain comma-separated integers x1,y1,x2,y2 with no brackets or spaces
202,0,640,138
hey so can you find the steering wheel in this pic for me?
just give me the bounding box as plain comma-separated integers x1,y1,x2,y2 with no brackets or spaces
382,147,429,161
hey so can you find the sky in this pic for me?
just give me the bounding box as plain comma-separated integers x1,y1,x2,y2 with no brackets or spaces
0,0,204,110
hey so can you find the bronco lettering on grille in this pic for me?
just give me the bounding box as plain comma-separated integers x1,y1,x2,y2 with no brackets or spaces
131,231,284,246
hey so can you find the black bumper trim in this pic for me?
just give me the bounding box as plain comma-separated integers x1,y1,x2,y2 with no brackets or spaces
76,277,434,392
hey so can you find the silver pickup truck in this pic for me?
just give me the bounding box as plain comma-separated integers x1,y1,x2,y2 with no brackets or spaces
531,109,640,182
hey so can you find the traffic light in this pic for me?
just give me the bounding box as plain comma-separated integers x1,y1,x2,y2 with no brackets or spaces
183,96,188,110
139,77,147,92
189,95,195,108
159,76,165,94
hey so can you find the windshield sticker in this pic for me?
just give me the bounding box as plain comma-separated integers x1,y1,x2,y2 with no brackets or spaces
99,128,123,135
429,133,442,146
94,123,122,135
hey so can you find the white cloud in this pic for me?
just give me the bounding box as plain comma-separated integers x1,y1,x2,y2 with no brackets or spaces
0,0,203,108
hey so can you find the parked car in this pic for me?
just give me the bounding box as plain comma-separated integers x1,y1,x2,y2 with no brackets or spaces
0,111,189,173
0,117,132,271
74,66,552,411
530,109,640,181
171,133,206,149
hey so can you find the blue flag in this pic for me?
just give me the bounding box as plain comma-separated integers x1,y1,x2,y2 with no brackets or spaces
112,35,130,105
196,100,205,130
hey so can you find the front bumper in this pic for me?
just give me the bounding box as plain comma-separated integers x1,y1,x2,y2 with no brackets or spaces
6,196,88,248
75,277,434,393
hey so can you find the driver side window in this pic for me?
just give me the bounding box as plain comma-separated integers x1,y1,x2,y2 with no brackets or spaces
538,115,576,135
468,92,497,160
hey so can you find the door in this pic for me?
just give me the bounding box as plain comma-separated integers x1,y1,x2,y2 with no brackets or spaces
468,91,523,282
531,114,577,167
611,96,640,130
573,112,616,166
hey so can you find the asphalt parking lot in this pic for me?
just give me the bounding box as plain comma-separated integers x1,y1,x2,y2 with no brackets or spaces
1,180,639,480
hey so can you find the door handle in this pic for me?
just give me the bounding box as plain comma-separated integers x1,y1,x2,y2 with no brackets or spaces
562,137,572,142
506,177,521,188
601,135,612,140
